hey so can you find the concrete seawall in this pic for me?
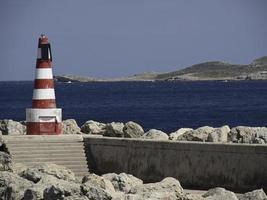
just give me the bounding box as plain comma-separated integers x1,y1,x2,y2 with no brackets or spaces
83,136,267,192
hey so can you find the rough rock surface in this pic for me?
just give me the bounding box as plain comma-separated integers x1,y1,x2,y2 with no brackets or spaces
0,151,12,172
104,122,124,137
123,121,144,138
207,125,230,143
0,171,33,200
81,120,106,135
238,189,267,200
62,119,82,134
19,163,76,183
102,172,143,193
169,128,193,140
128,177,183,200
178,126,214,141
42,175,81,200
143,129,169,140
229,126,267,143
202,187,238,200
81,181,112,200
0,119,26,135
82,173,115,196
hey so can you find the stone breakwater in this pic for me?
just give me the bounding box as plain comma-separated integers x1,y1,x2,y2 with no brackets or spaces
1,119,267,144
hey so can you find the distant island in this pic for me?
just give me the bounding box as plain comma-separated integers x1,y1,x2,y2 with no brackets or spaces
54,56,267,82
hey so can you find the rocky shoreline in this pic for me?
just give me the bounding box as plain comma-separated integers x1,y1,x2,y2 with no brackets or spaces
0,119,267,199
1,119,267,144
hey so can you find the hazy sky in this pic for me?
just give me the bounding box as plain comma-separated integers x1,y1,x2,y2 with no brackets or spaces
1,0,267,81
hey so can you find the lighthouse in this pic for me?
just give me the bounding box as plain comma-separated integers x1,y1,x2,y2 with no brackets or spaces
26,34,62,135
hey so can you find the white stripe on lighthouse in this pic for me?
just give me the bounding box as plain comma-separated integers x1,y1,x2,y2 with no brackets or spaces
26,108,62,122
33,89,55,100
35,68,53,79
37,48,42,59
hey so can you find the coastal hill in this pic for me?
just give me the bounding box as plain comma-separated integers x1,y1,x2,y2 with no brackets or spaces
54,56,267,82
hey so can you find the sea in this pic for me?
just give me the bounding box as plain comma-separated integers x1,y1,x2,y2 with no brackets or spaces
1,81,267,133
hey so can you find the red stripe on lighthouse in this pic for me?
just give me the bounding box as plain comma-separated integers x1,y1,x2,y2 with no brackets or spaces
36,60,51,68
27,122,62,135
34,79,54,89
32,99,56,108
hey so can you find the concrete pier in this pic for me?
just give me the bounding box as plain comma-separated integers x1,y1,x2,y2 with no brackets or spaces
83,136,267,192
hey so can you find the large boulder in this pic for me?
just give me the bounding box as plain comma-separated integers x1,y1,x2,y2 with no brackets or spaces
0,119,26,135
178,126,214,142
207,125,230,143
62,119,82,134
102,172,143,193
41,175,81,200
81,181,112,200
238,189,267,200
202,187,238,200
81,120,106,135
169,128,193,140
143,129,169,140
104,122,124,137
0,171,33,200
24,173,82,200
128,177,183,200
19,163,76,183
229,126,267,143
123,121,144,138
82,173,115,196
0,152,12,172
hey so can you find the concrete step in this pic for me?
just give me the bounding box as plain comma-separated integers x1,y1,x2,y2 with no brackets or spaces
4,135,89,178
13,157,88,162
7,142,84,147
8,146,84,151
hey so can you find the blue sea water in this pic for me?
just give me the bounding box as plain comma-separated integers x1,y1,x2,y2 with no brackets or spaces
1,81,267,133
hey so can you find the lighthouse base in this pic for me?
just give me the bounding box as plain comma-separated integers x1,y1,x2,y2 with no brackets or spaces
26,108,62,135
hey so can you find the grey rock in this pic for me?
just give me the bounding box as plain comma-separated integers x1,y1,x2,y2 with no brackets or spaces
178,193,205,200
0,171,33,200
81,120,106,135
82,173,115,196
129,177,183,200
104,122,124,137
229,126,267,143
81,182,112,200
31,174,81,200
207,125,230,143
238,189,267,200
19,163,76,183
143,129,169,140
43,178,81,200
169,128,193,140
24,185,45,200
102,172,143,193
62,119,82,134
178,126,214,142
123,121,144,138
64,195,89,200
12,163,27,175
0,151,12,172
202,187,238,200
0,119,26,135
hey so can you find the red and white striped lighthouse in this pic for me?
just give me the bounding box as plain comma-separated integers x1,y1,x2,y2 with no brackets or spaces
26,34,62,135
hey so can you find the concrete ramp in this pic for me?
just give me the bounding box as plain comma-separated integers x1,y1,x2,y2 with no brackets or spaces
3,135,89,178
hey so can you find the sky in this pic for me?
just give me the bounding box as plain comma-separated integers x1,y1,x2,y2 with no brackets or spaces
0,0,267,81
